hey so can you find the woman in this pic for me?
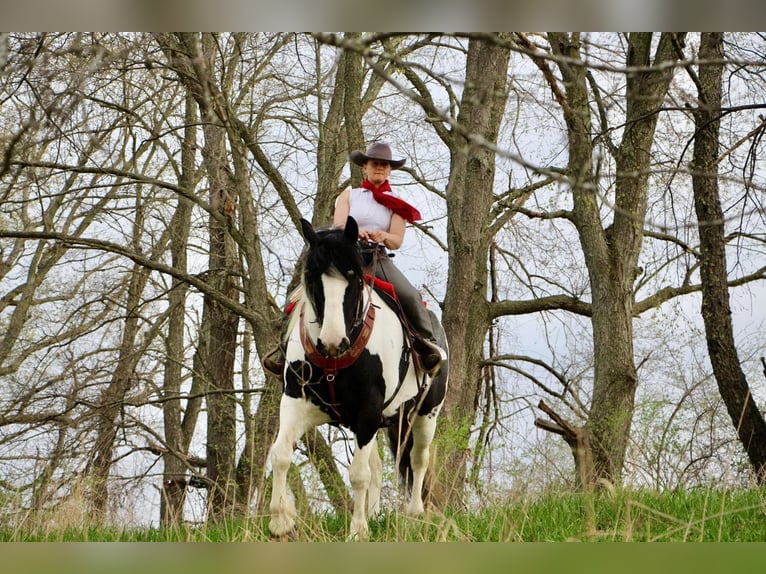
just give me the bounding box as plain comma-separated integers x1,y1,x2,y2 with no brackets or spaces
263,142,445,377
334,142,446,375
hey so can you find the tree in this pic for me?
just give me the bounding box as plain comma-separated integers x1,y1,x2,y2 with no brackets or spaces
160,92,197,525
87,231,159,520
691,32,766,480
528,33,686,486
437,34,512,506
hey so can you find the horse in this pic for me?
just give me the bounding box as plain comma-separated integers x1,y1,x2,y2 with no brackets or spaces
268,216,449,540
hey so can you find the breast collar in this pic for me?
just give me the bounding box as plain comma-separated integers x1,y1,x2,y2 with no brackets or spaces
299,302,376,374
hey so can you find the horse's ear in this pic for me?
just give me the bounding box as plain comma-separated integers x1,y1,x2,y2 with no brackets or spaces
300,218,318,246
344,216,358,244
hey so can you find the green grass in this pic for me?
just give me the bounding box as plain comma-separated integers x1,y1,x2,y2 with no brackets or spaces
3,487,766,542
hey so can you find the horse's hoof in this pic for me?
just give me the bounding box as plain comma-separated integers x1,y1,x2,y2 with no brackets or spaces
348,524,370,541
270,529,297,542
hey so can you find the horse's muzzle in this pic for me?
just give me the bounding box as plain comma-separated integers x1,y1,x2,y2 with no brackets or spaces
317,337,350,358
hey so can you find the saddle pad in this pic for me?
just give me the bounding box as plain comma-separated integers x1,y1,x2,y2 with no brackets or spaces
365,274,397,300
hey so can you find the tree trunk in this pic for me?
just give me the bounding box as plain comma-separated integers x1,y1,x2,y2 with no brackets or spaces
437,35,511,509
156,31,245,521
227,112,278,513
87,174,170,521
549,33,684,486
314,32,360,223
692,32,766,481
304,429,352,514
88,247,151,521
341,32,365,192
160,91,196,526
200,116,241,521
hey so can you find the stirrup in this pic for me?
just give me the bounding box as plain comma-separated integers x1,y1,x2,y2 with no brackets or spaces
262,347,285,378
412,338,446,377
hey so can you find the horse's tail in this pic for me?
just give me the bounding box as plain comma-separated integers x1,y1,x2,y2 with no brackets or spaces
384,398,419,495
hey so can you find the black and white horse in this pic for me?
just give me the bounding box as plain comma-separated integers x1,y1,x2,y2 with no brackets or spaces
268,216,448,540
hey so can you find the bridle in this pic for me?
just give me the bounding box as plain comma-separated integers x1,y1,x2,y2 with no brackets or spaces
299,240,384,364
299,302,376,381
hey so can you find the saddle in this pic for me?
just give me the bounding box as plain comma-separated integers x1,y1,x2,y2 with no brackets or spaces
364,275,434,375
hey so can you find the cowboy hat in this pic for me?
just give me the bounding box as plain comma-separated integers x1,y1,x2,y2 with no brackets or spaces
349,142,406,169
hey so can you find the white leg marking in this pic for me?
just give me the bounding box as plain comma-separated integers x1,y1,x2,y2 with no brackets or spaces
269,396,328,537
367,435,383,517
348,439,375,541
406,413,439,516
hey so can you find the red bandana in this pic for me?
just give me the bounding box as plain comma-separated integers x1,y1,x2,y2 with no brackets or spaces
360,179,422,223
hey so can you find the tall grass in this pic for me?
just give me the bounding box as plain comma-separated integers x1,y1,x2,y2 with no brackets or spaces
3,487,766,541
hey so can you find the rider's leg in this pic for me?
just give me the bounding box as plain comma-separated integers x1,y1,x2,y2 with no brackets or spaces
374,257,446,376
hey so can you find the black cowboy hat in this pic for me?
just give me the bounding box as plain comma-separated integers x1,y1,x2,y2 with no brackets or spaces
349,142,406,169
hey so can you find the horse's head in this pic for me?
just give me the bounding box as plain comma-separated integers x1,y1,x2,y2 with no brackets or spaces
299,216,364,357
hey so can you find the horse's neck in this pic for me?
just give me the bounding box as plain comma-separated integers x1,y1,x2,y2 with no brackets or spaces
286,299,306,339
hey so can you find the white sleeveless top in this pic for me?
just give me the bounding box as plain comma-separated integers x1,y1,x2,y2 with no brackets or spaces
347,187,393,232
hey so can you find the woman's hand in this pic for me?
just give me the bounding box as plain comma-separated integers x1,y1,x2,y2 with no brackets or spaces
359,215,406,250
359,229,388,244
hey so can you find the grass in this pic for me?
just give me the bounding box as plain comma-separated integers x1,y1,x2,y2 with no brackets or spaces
3,487,766,542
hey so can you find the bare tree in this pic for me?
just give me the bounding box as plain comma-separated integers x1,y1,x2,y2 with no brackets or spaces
691,32,766,480
157,32,244,520
526,33,686,487
87,238,158,520
437,35,512,507
160,91,198,526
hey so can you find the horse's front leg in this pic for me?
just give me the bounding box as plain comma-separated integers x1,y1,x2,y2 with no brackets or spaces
269,396,325,539
348,438,376,540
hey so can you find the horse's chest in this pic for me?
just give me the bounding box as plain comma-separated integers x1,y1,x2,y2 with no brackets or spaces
284,354,387,435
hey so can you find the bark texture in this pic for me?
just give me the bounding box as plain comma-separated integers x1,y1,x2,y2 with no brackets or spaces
437,35,511,508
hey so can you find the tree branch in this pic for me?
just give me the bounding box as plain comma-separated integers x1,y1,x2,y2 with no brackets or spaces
488,294,591,320
0,229,268,326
